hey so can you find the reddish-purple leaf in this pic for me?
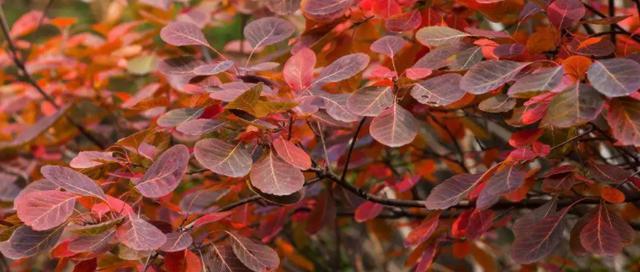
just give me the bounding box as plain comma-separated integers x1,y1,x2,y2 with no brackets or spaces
313,90,359,122
194,138,252,177
478,94,517,113
157,56,203,75
250,150,304,196
70,151,121,169
193,60,234,75
244,17,295,48
354,201,384,222
547,0,585,29
606,98,640,146
477,164,526,210
540,84,604,128
448,46,483,71
176,119,225,136
283,47,316,91
116,217,167,251
157,107,204,128
204,244,252,272
272,137,311,170
460,60,529,94
414,242,438,272
404,215,439,247
370,103,418,147
347,86,394,117
370,35,407,57
411,73,466,106
135,144,190,198
306,191,336,234
425,174,480,210
416,26,469,47
510,204,571,264
180,188,230,214
193,211,234,228
160,21,210,47
580,205,634,256
0,225,64,259
0,105,69,151
385,10,421,32
40,165,106,200
227,231,280,271
313,53,370,85
508,66,564,96
68,229,115,253
587,59,640,97
301,0,352,22
160,232,193,252
15,190,76,231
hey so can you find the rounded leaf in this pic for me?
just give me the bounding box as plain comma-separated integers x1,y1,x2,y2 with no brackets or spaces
194,138,253,177
135,144,190,198
347,86,394,117
244,17,295,48
250,150,304,196
369,103,418,147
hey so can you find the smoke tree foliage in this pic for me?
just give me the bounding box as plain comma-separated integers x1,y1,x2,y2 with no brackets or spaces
2,0,640,271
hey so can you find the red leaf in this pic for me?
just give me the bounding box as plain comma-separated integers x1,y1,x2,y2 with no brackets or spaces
547,0,585,29
600,186,625,204
116,217,167,251
272,137,312,170
250,149,305,196
404,214,439,247
283,47,316,91
580,205,634,255
41,165,106,200
73,258,97,272
354,201,384,222
227,231,280,271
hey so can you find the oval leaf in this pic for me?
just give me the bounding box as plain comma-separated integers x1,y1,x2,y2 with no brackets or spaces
370,35,407,57
313,53,370,85
416,26,469,47
272,137,311,170
135,144,190,198
227,231,280,271
160,232,193,252
606,98,640,146
283,47,316,91
425,174,480,210
347,86,394,117
160,21,210,47
15,190,77,231
370,103,418,147
411,73,466,106
40,165,106,200
587,58,640,97
194,138,253,177
116,217,167,251
541,84,604,128
460,60,529,94
250,150,304,196
244,17,295,48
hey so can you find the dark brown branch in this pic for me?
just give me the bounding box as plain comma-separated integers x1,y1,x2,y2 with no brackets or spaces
0,5,106,149
584,3,640,44
340,117,367,181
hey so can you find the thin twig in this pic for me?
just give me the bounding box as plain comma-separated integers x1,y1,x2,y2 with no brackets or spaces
340,118,366,181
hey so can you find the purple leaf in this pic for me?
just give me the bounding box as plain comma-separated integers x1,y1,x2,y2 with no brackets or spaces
547,0,585,29
510,204,570,263
411,73,466,106
425,174,480,210
160,21,210,47
135,144,190,198
0,225,63,259
370,35,407,57
193,60,235,75
347,86,394,117
587,59,640,97
460,60,529,94
116,217,167,251
176,119,225,136
476,164,526,210
160,231,193,252
157,108,204,128
70,151,121,169
415,26,469,47
508,66,564,96
244,17,295,48
313,53,370,85
540,84,604,128
40,165,106,200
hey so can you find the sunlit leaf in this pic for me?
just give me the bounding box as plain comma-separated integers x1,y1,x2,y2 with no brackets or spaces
411,74,466,106
547,0,585,29
176,119,225,136
194,138,252,177
272,137,311,170
70,151,121,169
250,149,304,196
460,60,529,94
508,66,564,96
283,47,316,91
416,26,470,47
301,0,352,22
0,105,69,151
347,86,394,116
385,10,422,32
15,190,76,231
193,61,235,75
370,103,418,147
157,108,204,128
225,83,297,118
160,232,193,252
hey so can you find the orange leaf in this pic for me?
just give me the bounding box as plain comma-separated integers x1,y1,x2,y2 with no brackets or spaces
562,55,593,81
600,186,625,204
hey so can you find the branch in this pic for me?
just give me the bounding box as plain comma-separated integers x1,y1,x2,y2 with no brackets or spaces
583,3,640,44
340,117,367,181
0,5,106,149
